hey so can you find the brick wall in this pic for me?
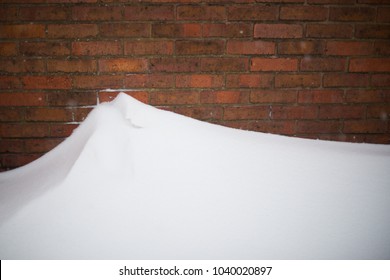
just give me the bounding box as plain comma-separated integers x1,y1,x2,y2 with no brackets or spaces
1,0,389,170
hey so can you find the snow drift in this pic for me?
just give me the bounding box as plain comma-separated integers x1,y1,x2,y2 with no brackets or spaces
0,93,389,260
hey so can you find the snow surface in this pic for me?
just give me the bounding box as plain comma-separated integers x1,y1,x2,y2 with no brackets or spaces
0,93,389,260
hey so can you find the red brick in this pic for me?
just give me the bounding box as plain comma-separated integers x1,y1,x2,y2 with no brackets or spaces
20,42,71,56
272,105,318,120
349,58,390,72
227,5,278,21
50,124,78,137
124,74,175,88
171,106,223,121
99,91,149,104
47,92,97,106
371,74,390,87
323,73,370,87
367,105,390,119
125,5,174,20
358,0,390,4
21,76,72,90
0,59,45,73
25,108,72,122
152,23,202,38
0,123,50,138
47,59,97,73
355,25,390,39
329,7,376,22
73,75,123,89
280,6,328,21
99,23,150,37
254,24,303,38
150,91,199,105
223,105,269,120
0,92,46,107
175,40,224,55
278,41,325,55
0,139,24,153
251,58,298,71
377,7,390,23
250,90,297,103
1,154,41,169
99,58,148,72
125,40,174,55
25,139,64,153
297,120,341,134
0,42,17,56
19,6,70,21
300,57,346,71
345,90,390,103
72,41,122,56
72,107,93,122
0,76,21,89
72,6,122,21
0,24,45,38
308,0,354,3
227,40,275,55
325,41,373,56
364,134,390,145
343,120,387,133
298,90,344,104
47,24,98,38
150,57,201,72
306,24,353,38
256,0,304,2
200,90,249,104
319,105,365,119
176,74,224,88
201,58,249,72
177,5,226,21
0,108,23,121
47,0,97,2
253,120,296,135
226,74,273,88
203,23,252,38
0,7,18,21
275,74,321,88
374,42,390,55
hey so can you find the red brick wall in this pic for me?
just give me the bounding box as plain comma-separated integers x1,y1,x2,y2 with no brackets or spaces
1,0,389,170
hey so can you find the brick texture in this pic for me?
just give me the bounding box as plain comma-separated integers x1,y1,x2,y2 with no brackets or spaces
0,1,389,170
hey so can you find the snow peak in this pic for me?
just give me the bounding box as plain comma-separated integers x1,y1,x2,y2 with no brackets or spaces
119,266,180,276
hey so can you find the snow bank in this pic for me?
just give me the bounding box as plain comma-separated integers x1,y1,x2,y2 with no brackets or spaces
1,93,389,259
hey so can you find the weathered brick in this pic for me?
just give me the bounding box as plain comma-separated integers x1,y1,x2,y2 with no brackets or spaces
47,92,97,106
271,105,318,120
50,124,78,137
21,76,72,90
0,92,46,107
0,139,24,153
251,58,298,71
371,74,390,87
325,41,373,56
200,91,249,104
254,24,303,38
297,120,341,134
99,23,150,37
300,57,346,71
0,123,50,138
47,24,98,38
203,23,252,38
343,120,387,134
150,57,201,72
175,40,225,55
306,24,353,38
355,24,390,39
24,138,64,153
152,23,202,38
250,90,297,103
0,76,21,89
323,73,370,87
72,41,122,56
329,7,376,22
366,105,390,119
171,106,223,121
177,5,226,21
0,24,45,38
150,91,199,105
319,105,365,119
125,5,174,20
125,40,174,55
345,90,390,103
176,74,224,88
278,41,325,55
73,75,123,89
226,74,273,88
25,108,72,122
298,90,344,103
201,58,249,72
227,5,278,21
227,40,275,55
280,6,328,21
275,74,321,88
99,91,149,104
72,6,122,21
0,108,23,122
377,7,390,23
349,58,390,72
20,6,70,21
0,42,17,56
124,74,175,88
47,59,97,73
99,58,148,72
224,105,269,120
0,59,45,73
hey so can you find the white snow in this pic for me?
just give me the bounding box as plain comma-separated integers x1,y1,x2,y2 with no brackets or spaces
0,93,389,259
